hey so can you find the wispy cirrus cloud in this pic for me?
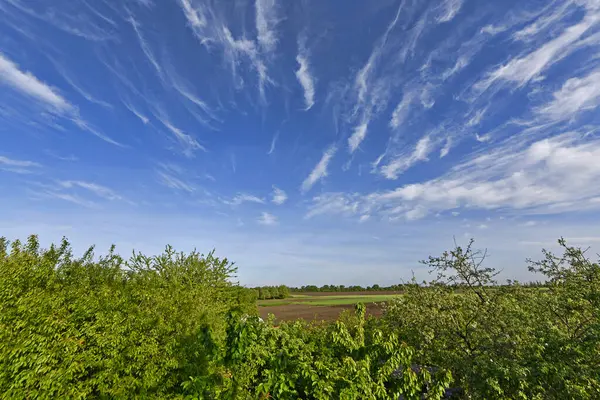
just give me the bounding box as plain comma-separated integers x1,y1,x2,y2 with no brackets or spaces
0,52,72,112
295,36,315,110
177,0,272,101
226,193,265,206
0,52,120,145
0,155,41,174
127,14,163,79
257,211,278,225
476,8,600,90
347,2,404,153
255,0,279,53
380,136,434,179
436,0,463,23
29,179,128,208
157,115,207,156
58,180,123,201
301,145,336,192
157,172,194,192
308,129,600,222
536,67,600,122
271,185,287,205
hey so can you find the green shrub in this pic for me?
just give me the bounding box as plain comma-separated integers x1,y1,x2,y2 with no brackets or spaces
383,238,600,399
0,235,252,398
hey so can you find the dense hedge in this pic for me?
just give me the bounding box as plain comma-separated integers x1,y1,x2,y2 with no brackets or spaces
0,235,448,399
1,235,598,399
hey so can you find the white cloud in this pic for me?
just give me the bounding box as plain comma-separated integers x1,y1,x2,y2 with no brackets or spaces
359,214,370,223
475,133,492,142
0,155,41,174
536,67,600,122
380,136,433,179
440,137,452,158
349,2,403,148
348,122,368,153
301,145,336,192
375,133,600,216
58,181,122,201
405,206,428,221
477,13,599,89
257,211,278,226
179,0,206,29
123,101,149,124
389,92,414,129
255,0,279,53
158,117,206,156
268,131,279,154
437,0,463,23
295,47,315,110
466,107,487,127
0,52,72,112
127,16,163,78
227,193,265,206
271,185,287,205
178,0,271,101
305,192,361,219
306,129,600,222
512,1,572,41
0,52,119,146
34,191,97,208
157,171,195,192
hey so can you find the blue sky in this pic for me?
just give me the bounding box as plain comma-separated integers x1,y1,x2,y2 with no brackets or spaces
2,0,600,286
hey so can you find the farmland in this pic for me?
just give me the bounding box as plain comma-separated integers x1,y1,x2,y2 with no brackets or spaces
258,292,400,321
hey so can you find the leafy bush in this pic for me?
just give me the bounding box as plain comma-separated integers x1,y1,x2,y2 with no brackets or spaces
383,238,600,399
183,304,451,399
3,233,596,399
0,235,252,398
0,235,450,399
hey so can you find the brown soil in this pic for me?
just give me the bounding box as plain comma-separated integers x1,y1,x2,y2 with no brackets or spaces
293,291,403,297
258,302,384,323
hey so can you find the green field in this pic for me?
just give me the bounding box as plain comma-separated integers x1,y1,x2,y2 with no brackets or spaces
257,293,399,307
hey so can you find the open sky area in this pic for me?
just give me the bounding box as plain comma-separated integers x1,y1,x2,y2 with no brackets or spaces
2,0,600,286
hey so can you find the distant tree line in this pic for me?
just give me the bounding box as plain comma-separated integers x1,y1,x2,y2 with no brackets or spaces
289,284,406,292
253,285,290,299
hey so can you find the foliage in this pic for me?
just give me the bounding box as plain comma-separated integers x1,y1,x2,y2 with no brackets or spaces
254,285,290,300
290,284,406,293
3,233,597,399
0,235,450,399
0,235,252,398
383,238,600,399
183,304,452,399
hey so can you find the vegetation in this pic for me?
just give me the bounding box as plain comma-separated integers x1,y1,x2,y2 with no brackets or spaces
0,235,447,399
1,234,599,399
253,285,290,300
383,238,600,399
258,294,399,307
290,284,406,293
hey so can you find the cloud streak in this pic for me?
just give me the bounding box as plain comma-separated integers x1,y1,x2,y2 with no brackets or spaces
295,38,315,110
0,155,41,174
0,52,72,112
301,145,336,193
255,0,279,53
